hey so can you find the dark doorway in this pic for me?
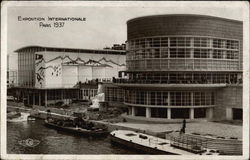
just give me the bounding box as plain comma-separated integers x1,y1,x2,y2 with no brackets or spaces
151,108,168,118
194,108,206,118
171,108,190,119
232,108,242,120
135,107,146,117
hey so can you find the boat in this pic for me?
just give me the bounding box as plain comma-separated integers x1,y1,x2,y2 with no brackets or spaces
44,119,109,137
110,130,220,155
7,112,30,122
7,111,21,119
27,115,36,121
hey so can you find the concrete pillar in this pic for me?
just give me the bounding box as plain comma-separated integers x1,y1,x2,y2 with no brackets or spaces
146,107,151,118
39,92,41,106
168,92,170,105
191,92,194,106
45,90,47,107
128,107,132,115
27,93,30,105
167,108,171,119
147,92,149,105
22,91,24,104
226,108,233,120
33,93,35,105
190,49,194,58
61,90,63,100
206,108,213,119
190,108,194,119
223,51,227,59
132,106,135,116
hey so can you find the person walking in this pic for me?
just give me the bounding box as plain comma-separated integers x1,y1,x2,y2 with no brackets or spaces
182,119,186,134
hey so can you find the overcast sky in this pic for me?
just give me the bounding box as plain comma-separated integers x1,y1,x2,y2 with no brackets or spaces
6,1,246,69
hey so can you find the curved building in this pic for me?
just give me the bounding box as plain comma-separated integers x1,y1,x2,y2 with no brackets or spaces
114,14,243,122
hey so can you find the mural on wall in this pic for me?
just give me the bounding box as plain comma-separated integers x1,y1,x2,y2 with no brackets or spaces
35,54,63,88
35,55,126,67
98,57,126,67
35,54,45,88
38,65,62,76
35,53,126,88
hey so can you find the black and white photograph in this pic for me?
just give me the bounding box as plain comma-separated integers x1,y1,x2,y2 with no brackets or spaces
1,1,249,160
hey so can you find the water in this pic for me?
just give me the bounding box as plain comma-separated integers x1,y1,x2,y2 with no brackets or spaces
7,119,138,154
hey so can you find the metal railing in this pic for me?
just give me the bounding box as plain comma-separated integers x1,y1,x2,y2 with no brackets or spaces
112,78,241,85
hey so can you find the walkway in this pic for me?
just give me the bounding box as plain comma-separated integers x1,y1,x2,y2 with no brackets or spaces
114,121,242,139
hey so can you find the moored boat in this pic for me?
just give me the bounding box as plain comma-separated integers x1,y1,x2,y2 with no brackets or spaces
7,112,30,122
7,111,21,119
44,119,109,137
110,130,220,155
27,116,36,121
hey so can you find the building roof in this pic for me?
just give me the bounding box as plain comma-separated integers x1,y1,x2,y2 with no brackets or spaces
14,45,126,55
127,14,243,24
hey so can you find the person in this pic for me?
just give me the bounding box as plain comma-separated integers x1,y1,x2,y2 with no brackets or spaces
46,109,51,120
182,119,186,134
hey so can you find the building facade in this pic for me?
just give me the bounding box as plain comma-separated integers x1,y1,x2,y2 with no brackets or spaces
106,14,243,122
14,46,126,106
7,54,18,88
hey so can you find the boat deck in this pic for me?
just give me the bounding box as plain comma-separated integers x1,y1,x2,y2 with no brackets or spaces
111,130,199,155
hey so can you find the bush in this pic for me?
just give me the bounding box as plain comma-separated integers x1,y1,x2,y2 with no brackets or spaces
55,101,64,106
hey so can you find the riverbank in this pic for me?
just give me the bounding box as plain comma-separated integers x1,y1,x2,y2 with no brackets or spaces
7,104,242,139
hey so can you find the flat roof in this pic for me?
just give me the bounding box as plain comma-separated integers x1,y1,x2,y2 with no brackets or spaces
127,14,243,24
14,45,126,55
121,70,242,73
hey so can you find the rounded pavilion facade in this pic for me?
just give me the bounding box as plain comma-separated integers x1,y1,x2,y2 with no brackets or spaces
115,14,243,121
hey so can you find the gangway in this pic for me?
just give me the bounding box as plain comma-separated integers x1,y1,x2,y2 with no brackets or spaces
170,133,211,154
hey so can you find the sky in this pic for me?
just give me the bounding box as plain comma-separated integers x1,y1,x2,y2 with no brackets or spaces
6,1,246,70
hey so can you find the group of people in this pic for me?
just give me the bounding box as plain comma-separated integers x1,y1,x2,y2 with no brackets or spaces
74,117,94,130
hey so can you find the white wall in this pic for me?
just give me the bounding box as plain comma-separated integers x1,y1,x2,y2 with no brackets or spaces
34,50,126,88
78,66,92,83
62,65,78,88
92,67,106,80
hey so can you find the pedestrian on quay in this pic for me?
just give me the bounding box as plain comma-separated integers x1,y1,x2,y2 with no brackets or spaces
181,119,186,134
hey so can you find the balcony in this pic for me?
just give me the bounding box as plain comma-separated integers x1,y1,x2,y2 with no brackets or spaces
112,78,241,88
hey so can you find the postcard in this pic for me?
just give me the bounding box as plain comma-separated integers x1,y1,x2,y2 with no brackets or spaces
1,1,249,160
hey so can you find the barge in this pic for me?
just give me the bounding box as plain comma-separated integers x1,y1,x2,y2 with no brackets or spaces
110,130,220,155
44,120,109,137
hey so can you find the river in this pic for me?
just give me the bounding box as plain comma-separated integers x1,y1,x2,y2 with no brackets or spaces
7,119,138,154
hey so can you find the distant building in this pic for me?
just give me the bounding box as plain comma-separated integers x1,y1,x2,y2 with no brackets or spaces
13,46,126,106
7,54,18,88
105,14,243,122
7,70,18,88
104,44,126,51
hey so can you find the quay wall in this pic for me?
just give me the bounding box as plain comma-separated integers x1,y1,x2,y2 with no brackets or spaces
8,106,73,120
7,106,31,113
7,105,166,138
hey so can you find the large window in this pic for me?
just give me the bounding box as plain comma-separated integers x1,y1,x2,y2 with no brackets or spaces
171,108,190,119
105,87,124,102
125,90,215,106
121,72,241,84
151,108,168,118
194,108,207,118
135,107,146,117
194,92,215,105
127,36,239,61
170,92,191,106
194,49,210,58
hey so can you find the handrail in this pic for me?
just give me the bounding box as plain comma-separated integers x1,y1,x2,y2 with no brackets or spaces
113,78,242,85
